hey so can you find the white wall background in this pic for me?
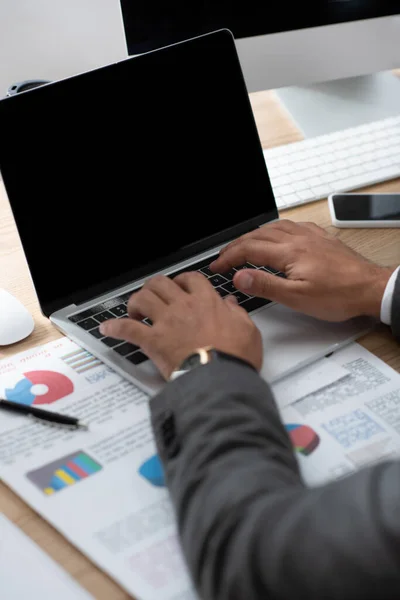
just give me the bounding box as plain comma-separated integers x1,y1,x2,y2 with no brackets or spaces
1,4,399,97
0,0,128,96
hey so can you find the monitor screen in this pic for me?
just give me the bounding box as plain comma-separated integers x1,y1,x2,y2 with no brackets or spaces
0,30,276,314
120,0,399,55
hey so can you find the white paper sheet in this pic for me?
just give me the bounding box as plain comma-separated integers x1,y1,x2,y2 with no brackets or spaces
279,343,400,486
0,338,196,600
271,356,349,408
0,513,93,599
1,337,399,600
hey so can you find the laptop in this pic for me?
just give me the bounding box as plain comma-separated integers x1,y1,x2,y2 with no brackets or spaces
0,30,371,395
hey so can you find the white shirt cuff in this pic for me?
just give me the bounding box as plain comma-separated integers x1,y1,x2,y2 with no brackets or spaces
380,266,400,326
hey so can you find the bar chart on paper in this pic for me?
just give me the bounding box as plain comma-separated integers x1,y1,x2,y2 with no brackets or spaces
26,451,102,496
60,347,103,374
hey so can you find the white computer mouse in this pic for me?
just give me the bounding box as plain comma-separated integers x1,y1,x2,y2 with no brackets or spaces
0,289,34,345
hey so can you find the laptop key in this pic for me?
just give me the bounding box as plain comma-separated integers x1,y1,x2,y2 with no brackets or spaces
216,286,229,298
199,266,214,277
126,351,148,365
114,342,139,356
89,327,103,339
102,337,122,347
221,281,236,294
263,266,280,275
69,308,99,323
110,304,127,317
170,255,219,280
76,317,99,331
95,310,115,323
221,269,236,281
234,263,256,270
240,297,272,313
232,291,249,303
208,274,228,287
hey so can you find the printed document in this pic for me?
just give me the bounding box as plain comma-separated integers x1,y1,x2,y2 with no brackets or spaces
280,344,400,486
0,337,399,599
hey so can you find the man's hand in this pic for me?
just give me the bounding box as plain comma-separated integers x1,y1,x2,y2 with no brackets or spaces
210,220,395,322
99,273,263,380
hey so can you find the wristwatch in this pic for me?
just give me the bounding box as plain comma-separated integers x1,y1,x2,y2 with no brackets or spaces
169,346,256,381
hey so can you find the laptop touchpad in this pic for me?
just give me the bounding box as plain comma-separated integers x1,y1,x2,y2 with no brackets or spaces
252,303,372,384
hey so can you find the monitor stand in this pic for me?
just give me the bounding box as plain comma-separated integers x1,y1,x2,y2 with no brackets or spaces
276,71,400,139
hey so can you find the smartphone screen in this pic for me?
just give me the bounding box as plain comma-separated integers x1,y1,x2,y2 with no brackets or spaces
332,194,400,221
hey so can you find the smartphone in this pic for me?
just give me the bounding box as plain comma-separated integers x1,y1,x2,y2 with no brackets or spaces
328,193,400,228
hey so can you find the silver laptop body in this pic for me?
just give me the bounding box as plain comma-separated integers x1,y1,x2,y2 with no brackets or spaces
0,30,372,396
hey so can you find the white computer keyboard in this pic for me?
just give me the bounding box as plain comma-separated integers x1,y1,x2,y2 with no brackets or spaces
263,115,400,211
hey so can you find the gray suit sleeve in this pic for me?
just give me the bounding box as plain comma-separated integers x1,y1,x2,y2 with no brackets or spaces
392,271,400,340
150,360,400,600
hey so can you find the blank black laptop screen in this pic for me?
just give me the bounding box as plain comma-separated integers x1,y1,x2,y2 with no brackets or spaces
0,30,276,314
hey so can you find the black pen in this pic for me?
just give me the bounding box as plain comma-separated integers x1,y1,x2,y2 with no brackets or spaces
0,398,88,430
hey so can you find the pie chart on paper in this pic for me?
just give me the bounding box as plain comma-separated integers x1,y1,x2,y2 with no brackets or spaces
138,454,165,487
5,370,74,406
285,423,320,456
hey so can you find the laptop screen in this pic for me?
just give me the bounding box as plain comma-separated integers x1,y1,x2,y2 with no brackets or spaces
0,30,276,314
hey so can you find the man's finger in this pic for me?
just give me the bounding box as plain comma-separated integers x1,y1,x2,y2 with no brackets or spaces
145,274,185,303
217,223,290,258
173,271,213,296
127,289,166,321
210,239,284,274
224,294,250,317
233,268,296,304
296,222,328,237
224,294,238,305
217,227,287,259
99,317,150,346
266,219,300,235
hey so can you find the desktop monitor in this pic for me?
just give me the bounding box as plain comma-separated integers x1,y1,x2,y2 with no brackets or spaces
120,1,400,136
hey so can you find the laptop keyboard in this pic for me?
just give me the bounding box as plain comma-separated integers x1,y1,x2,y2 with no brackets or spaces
68,256,285,365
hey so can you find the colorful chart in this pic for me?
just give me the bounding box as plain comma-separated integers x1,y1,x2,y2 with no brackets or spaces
27,451,102,496
61,348,102,374
138,454,165,487
5,370,74,405
285,423,320,456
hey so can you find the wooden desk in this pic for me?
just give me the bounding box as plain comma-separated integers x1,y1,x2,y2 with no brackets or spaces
0,90,399,599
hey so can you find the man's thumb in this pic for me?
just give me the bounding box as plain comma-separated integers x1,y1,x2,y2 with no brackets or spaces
234,269,289,302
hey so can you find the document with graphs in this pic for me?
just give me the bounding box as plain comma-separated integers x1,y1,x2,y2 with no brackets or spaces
0,337,197,600
0,337,399,599
280,343,400,486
